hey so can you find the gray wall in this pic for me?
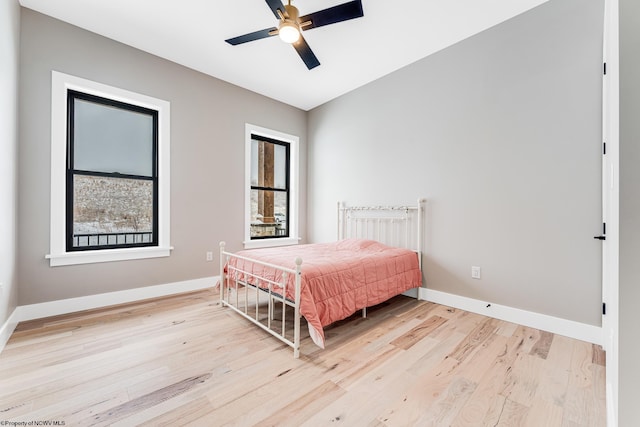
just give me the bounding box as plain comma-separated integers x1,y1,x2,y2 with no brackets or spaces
17,9,307,305
0,1,20,327
619,0,640,423
307,0,604,326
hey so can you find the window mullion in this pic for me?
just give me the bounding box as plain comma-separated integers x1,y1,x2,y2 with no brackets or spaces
72,169,155,181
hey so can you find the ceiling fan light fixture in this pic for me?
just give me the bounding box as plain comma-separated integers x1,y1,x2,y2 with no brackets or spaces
225,0,364,70
278,21,300,43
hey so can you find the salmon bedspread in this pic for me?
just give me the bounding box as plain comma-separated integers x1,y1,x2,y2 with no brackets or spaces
226,239,422,349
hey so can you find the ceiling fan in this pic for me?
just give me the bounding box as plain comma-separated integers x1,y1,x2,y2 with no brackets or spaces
225,0,364,70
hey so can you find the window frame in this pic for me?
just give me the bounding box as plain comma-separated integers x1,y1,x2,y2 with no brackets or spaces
47,71,171,266
244,124,299,249
250,135,290,240
66,90,159,252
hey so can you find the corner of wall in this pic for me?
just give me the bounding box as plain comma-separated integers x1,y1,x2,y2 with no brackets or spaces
0,0,21,336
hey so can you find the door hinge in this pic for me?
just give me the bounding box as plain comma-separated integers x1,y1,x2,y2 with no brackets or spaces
604,62,607,75
603,142,606,155
603,302,607,315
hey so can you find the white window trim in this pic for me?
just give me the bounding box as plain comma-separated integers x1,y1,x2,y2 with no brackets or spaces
244,123,299,249
47,71,172,266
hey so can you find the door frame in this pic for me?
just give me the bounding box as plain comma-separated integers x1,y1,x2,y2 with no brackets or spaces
602,0,619,425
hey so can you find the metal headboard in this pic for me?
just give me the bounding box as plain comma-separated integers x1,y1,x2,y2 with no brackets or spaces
338,198,426,269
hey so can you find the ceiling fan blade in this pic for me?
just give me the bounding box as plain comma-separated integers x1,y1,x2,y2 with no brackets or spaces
292,35,320,70
265,0,286,19
225,28,278,45
299,0,363,31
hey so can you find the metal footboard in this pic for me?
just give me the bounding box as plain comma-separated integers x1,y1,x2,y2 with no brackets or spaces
219,242,303,358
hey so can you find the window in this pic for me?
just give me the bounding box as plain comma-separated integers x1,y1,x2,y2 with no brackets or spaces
67,91,158,251
245,124,299,249
48,71,171,266
250,136,289,239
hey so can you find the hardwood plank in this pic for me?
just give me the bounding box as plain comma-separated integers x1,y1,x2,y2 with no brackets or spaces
499,352,544,406
592,364,607,424
529,330,555,360
563,340,607,426
431,309,485,340
534,334,573,408
255,380,345,426
491,398,529,426
339,337,440,392
88,374,212,425
414,376,477,426
389,315,448,350
494,319,519,337
375,356,462,426
456,331,508,384
450,324,529,426
523,396,564,427
136,396,215,427
304,370,419,426
447,317,498,363
517,325,543,354
406,331,467,377
592,344,606,366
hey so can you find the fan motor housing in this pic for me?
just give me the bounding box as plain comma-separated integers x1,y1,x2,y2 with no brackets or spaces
284,4,300,22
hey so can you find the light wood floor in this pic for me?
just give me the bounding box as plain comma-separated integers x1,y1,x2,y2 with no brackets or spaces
0,289,606,426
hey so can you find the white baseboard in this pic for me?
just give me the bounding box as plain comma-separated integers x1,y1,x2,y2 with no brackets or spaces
419,288,603,346
0,308,20,354
0,276,217,354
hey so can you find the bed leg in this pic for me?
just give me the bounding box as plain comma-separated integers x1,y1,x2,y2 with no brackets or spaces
219,241,226,305
293,257,302,359
362,306,367,318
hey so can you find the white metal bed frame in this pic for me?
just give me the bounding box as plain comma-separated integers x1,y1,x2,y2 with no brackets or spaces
219,198,425,358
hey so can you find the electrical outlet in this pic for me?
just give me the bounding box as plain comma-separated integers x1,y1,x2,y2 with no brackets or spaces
206,251,213,262
471,266,481,279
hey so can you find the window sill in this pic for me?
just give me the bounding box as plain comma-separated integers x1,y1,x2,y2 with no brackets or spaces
46,246,173,267
243,237,300,250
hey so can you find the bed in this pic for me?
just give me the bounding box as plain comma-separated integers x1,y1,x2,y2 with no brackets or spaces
218,199,425,358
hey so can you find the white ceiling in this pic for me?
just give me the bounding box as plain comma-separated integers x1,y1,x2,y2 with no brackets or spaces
19,0,549,111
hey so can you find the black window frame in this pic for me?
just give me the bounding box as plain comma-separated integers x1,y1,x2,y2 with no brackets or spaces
66,89,159,252
250,134,291,240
